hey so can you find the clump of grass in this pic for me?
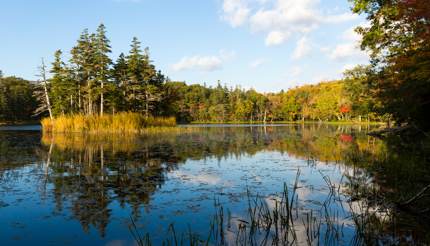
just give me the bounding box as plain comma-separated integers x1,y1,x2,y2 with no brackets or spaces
41,112,176,134
129,169,343,246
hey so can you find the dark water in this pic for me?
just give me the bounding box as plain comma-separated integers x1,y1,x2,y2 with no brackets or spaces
0,124,429,245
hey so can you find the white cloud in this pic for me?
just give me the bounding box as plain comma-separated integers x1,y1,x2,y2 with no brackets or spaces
328,27,368,61
172,50,235,72
173,56,222,72
221,0,358,46
292,37,311,60
324,12,358,23
249,58,267,68
341,26,361,41
329,43,363,61
265,30,290,46
222,0,251,27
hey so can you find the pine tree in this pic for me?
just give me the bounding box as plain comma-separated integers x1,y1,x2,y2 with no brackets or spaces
112,53,128,110
126,37,145,111
94,24,112,116
50,50,74,115
71,29,95,115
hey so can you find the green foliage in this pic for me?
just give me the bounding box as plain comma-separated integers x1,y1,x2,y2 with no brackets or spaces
47,25,165,118
4,24,383,125
0,76,37,122
352,0,430,130
160,79,380,123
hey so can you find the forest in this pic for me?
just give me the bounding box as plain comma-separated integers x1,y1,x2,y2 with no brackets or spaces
0,64,379,124
0,30,379,125
1,0,429,135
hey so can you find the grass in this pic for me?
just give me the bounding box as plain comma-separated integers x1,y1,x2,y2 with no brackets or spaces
128,166,419,245
41,112,176,134
128,170,364,246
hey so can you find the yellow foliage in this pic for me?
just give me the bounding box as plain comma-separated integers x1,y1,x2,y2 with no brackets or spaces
41,112,176,134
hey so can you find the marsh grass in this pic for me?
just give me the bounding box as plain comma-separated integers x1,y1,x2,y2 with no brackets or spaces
128,170,369,246
41,112,176,134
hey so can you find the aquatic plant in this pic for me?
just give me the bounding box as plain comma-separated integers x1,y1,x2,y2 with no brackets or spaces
128,170,355,246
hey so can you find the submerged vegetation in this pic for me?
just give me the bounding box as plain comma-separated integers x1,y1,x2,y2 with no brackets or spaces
41,113,176,134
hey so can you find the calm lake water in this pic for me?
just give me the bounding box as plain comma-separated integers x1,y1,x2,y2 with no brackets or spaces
0,124,428,245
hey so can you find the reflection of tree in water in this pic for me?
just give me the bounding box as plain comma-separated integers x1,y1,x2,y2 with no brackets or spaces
42,134,182,236
0,131,41,169
39,125,380,237
342,135,430,245
39,124,430,242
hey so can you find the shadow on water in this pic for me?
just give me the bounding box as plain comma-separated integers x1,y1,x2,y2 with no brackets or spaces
0,124,429,245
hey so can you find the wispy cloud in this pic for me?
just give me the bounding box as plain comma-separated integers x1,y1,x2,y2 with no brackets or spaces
172,50,236,72
221,0,358,46
292,36,311,60
221,0,251,27
327,26,368,61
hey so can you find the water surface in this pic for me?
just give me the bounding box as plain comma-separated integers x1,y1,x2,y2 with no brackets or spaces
0,124,428,245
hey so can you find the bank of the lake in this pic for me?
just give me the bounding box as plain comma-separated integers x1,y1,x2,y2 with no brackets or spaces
191,120,385,126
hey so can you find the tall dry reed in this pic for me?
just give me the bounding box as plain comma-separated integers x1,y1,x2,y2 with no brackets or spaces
41,112,176,134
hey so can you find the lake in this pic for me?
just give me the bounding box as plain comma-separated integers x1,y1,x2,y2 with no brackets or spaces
0,124,429,245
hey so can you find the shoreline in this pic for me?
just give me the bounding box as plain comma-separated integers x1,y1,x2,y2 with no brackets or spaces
189,121,385,126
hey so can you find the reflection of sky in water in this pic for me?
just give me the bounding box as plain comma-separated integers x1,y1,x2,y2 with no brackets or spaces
0,125,377,245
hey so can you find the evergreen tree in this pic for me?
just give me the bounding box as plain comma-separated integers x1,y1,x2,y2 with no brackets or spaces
112,53,128,111
70,29,95,115
94,24,112,115
50,50,74,115
126,37,145,111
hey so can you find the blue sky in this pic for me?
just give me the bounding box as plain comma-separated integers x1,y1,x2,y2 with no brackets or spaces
0,0,368,92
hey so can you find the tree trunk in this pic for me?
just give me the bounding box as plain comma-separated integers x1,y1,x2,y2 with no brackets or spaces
100,80,104,116
89,98,92,115
78,84,81,112
145,90,149,118
40,59,53,120
70,95,73,112
263,109,267,124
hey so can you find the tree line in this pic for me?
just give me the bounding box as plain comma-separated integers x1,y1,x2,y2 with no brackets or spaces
161,70,378,123
2,2,428,132
1,24,379,124
0,73,37,122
